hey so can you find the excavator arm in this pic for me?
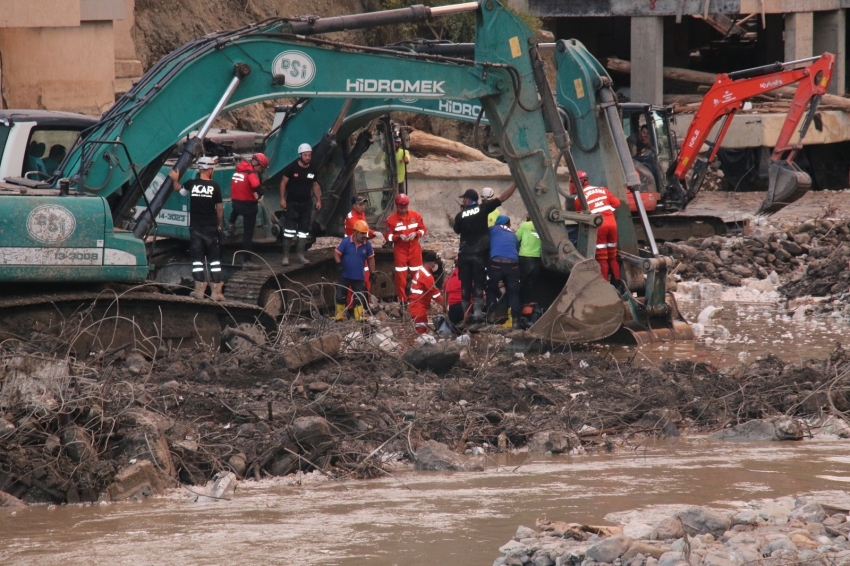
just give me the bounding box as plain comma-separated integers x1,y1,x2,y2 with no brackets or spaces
49,0,625,343
673,53,834,214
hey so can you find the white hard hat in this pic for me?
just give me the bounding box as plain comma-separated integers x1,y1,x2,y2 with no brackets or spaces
297,143,312,155
197,156,218,169
480,187,495,199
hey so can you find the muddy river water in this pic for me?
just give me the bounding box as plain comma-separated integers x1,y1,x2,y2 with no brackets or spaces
3,299,850,565
2,438,850,565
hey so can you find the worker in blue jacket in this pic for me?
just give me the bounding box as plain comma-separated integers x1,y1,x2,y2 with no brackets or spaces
486,215,522,328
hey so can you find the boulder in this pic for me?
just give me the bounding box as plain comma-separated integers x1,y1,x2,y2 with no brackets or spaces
61,426,96,463
402,343,460,375
527,431,574,454
193,471,237,503
586,535,633,563
414,440,484,471
290,416,335,450
789,502,827,524
228,453,248,477
711,417,802,441
514,525,537,541
125,352,150,375
675,506,732,537
656,517,686,540
622,542,669,561
104,460,166,501
657,550,686,566
498,540,528,558
281,334,342,370
0,490,25,507
622,523,655,540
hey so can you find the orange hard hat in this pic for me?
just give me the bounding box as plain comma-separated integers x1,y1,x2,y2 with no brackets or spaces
352,220,369,233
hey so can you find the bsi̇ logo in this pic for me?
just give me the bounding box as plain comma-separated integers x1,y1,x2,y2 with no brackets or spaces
272,51,316,88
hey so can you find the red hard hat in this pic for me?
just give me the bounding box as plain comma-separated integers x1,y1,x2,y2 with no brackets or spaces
395,194,410,206
353,220,369,233
577,170,589,183
252,153,269,168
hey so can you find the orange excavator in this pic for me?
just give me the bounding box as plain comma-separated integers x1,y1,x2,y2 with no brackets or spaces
673,53,835,215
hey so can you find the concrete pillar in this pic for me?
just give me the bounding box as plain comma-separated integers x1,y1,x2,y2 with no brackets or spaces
630,16,664,105
813,10,846,95
784,11,813,62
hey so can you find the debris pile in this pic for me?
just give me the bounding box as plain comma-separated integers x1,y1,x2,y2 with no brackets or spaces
493,497,850,566
662,218,850,294
2,320,850,505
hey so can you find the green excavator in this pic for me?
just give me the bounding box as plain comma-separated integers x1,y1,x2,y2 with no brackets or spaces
0,0,689,348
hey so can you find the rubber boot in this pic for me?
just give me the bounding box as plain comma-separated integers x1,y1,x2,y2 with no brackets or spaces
210,282,225,302
470,299,485,324
461,300,470,323
334,303,346,321
353,305,364,322
281,237,292,266
512,312,525,329
190,281,207,300
295,238,309,264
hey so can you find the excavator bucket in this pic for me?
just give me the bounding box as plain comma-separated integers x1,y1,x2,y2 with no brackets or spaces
757,160,812,215
527,258,624,343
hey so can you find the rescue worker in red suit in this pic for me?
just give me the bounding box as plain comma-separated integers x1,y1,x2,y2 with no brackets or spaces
343,195,383,305
228,153,268,269
571,170,621,283
385,194,426,303
408,251,443,334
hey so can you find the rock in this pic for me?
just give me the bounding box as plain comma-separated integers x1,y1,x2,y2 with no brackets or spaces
270,454,299,477
281,334,342,370
414,440,484,472
0,417,15,439
527,431,574,454
307,381,331,393
125,352,150,376
622,542,669,561
656,517,686,540
675,507,732,537
104,461,166,501
159,380,180,394
657,550,686,566
586,535,633,563
766,535,796,553
701,553,736,566
710,417,802,441
780,240,804,256
0,490,25,508
61,426,96,463
270,378,287,389
117,410,176,477
515,525,537,541
290,417,334,450
228,453,248,477
498,540,528,558
790,502,826,524
402,343,460,375
697,306,723,324
623,523,655,540
194,471,237,502
224,322,267,355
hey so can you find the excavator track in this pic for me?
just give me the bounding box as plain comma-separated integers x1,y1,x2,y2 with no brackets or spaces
219,247,399,316
0,288,272,356
633,214,733,243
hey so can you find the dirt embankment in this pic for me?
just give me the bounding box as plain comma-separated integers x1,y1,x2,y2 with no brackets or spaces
2,313,850,505
132,0,369,132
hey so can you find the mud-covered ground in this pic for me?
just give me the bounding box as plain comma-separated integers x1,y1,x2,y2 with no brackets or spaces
2,310,850,506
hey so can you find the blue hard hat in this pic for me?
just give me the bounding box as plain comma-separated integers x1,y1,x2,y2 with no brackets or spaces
495,215,510,226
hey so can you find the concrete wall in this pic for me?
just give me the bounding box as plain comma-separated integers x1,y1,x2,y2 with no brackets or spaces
670,109,850,148
0,21,116,113
406,160,572,234
113,0,136,61
0,1,80,28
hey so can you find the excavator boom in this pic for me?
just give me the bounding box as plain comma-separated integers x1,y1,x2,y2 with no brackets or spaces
673,53,835,214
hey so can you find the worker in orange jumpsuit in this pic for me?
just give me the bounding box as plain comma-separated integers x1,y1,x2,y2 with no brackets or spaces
344,195,383,301
385,194,426,303
572,170,622,283
408,251,443,333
